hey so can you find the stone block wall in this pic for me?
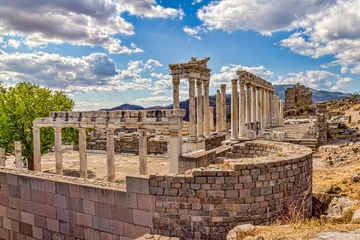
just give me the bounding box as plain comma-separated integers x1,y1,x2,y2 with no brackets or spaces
0,168,154,240
205,135,226,150
149,141,313,239
226,141,281,159
285,83,312,110
178,150,216,174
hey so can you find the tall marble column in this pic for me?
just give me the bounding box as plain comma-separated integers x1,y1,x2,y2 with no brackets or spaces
79,128,87,178
220,84,227,131
216,90,221,132
239,82,246,137
251,86,256,128
196,79,204,138
230,79,238,140
246,84,251,130
0,148,5,167
138,128,148,175
54,127,63,175
33,126,41,171
169,128,180,173
270,91,274,126
279,100,284,125
262,89,267,129
257,88,262,130
106,128,115,182
203,79,210,137
209,107,215,132
15,141,22,168
188,78,196,141
172,77,180,109
274,94,279,126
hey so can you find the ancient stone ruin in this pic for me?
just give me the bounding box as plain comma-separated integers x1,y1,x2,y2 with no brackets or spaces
285,83,312,110
0,57,316,240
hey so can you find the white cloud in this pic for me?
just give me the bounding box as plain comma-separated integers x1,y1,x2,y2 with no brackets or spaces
0,51,163,93
274,70,353,92
210,64,274,87
74,101,123,111
183,26,207,40
191,0,203,6
7,39,21,49
133,96,175,108
0,0,183,54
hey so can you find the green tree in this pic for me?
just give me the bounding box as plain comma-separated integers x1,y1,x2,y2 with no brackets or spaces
0,82,75,170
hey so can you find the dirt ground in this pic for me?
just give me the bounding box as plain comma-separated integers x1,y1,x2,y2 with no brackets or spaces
4,146,170,185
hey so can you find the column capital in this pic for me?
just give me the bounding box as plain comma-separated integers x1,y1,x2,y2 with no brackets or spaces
33,126,40,132
106,128,115,135
138,128,147,134
220,84,226,91
54,127,62,132
172,77,180,85
231,79,238,84
188,77,195,84
196,78,203,86
203,79,210,87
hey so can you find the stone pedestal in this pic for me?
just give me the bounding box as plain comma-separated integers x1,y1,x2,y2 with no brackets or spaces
54,127,63,175
106,128,115,182
138,129,148,175
169,129,180,173
14,141,22,168
79,128,87,178
196,79,204,138
188,78,197,141
33,127,41,171
246,130,257,140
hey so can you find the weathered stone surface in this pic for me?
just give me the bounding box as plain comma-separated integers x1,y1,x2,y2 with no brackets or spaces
351,210,360,224
285,83,312,110
310,229,360,240
326,197,357,219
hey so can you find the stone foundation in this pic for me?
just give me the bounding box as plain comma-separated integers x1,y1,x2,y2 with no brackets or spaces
205,135,226,150
315,103,328,144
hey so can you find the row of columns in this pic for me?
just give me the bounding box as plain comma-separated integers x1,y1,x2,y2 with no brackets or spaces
229,79,283,139
215,85,227,133
33,125,182,182
173,77,211,141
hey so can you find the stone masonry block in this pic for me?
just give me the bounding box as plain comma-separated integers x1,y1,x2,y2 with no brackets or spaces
126,175,150,194
81,186,99,202
92,216,110,232
133,209,153,227
115,191,137,209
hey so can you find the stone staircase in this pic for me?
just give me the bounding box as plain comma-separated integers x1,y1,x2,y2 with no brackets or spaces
288,138,319,151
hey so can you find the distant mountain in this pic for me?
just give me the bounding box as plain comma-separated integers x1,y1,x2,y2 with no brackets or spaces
273,84,352,102
104,85,352,121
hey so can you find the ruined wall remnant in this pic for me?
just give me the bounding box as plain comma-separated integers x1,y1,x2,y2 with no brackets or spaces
316,102,328,144
285,83,313,110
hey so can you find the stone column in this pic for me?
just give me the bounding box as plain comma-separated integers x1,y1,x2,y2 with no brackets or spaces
230,79,238,140
33,126,41,171
239,82,246,137
79,128,87,178
251,86,256,129
188,78,196,141
270,91,274,126
15,141,22,168
209,107,215,132
0,148,5,167
279,100,284,125
266,90,270,127
246,84,251,130
138,128,148,175
274,94,279,126
169,128,180,173
54,127,63,175
106,128,115,182
262,89,267,129
172,77,180,109
196,79,204,138
258,88,262,130
216,90,221,132
203,80,210,137
220,84,227,131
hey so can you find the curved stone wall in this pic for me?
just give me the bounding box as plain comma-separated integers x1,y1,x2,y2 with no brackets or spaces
149,141,313,239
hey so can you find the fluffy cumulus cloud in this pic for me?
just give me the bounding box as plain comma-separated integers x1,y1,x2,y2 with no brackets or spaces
274,70,353,91
197,0,360,74
210,64,274,87
0,0,183,54
0,51,164,93
183,26,207,40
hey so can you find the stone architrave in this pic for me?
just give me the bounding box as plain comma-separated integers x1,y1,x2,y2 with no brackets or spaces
239,82,246,137
246,84,251,130
209,107,215,132
230,79,238,140
172,77,180,109
138,128,148,175
14,141,22,168
188,78,197,141
79,128,87,178
220,84,227,131
216,90,221,132
106,128,115,182
196,79,204,138
203,79,210,137
33,126,41,171
54,127,63,175
0,148,5,166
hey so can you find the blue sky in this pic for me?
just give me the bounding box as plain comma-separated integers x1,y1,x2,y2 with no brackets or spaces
0,0,359,110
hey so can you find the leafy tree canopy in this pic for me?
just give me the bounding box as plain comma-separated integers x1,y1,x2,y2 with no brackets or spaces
0,82,75,170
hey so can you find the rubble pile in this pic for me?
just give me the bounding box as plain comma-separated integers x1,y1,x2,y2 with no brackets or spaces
321,142,360,166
